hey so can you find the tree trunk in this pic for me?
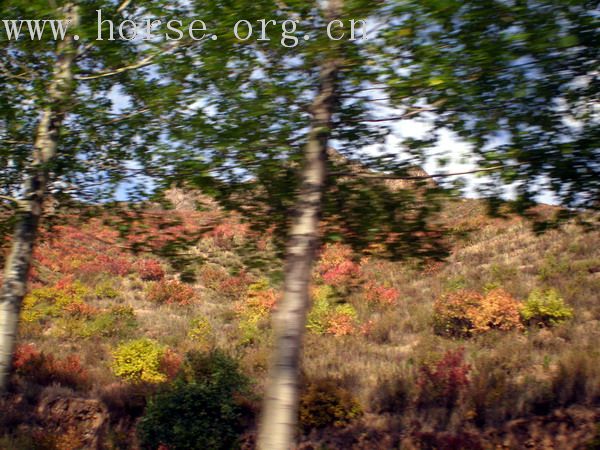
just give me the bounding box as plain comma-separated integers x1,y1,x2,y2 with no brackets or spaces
0,4,79,391
257,55,340,449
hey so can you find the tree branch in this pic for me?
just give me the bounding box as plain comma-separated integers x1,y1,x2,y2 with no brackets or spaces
332,165,515,180
0,195,24,209
116,0,133,14
74,52,159,80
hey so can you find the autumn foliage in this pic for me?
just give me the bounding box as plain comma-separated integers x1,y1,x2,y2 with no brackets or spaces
433,289,523,337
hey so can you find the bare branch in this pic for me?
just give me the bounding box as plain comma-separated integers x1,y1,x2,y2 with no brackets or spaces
349,108,436,123
332,165,517,180
116,0,133,14
0,195,23,206
75,52,159,80
105,108,150,125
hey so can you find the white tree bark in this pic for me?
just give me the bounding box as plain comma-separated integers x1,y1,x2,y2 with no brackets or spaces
257,52,340,449
0,4,79,391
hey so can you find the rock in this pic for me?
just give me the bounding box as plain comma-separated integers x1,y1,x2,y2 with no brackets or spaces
36,393,109,450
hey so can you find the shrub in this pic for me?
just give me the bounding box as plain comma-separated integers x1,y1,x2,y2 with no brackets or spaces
159,349,184,382
307,286,359,336
299,378,363,430
79,305,137,338
93,279,120,299
416,348,470,409
21,282,88,323
146,279,197,306
136,258,166,281
471,289,524,334
521,288,573,327
433,289,523,337
138,350,248,450
316,243,361,287
111,339,167,384
326,304,358,337
433,290,483,337
236,279,278,345
363,281,400,306
307,285,335,334
12,344,89,390
188,315,214,349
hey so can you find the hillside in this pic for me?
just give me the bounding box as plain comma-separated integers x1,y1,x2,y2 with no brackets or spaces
1,195,599,449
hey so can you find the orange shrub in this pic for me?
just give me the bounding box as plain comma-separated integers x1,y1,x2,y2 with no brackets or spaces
472,289,524,334
146,279,197,306
159,349,184,381
363,281,400,306
433,288,523,337
433,290,483,338
64,302,100,318
326,312,356,337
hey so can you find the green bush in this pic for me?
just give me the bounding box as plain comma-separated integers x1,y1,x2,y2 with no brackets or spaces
80,305,137,338
111,338,167,384
521,289,573,327
137,350,249,450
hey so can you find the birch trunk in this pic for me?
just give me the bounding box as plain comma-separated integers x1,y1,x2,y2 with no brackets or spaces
0,5,79,391
257,55,340,450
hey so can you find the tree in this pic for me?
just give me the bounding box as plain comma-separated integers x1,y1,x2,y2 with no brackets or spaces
149,1,597,448
0,0,188,390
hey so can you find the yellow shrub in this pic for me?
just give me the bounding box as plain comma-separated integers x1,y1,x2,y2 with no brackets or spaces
521,288,573,327
111,338,167,384
21,283,87,323
188,316,214,349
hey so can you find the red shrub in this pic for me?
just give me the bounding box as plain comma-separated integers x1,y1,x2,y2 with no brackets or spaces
209,221,249,248
136,258,165,281
316,243,361,287
219,272,253,300
13,344,89,390
146,279,197,306
363,282,400,306
64,302,100,318
417,348,470,409
159,349,184,381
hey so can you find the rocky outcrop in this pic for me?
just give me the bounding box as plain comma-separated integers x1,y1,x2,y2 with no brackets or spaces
36,393,109,450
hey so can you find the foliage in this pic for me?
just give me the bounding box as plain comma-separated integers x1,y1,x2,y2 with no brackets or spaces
433,290,484,338
146,279,197,306
363,281,400,306
188,316,214,350
326,304,358,337
236,279,278,345
521,289,573,327
307,285,359,336
316,244,361,288
21,281,88,323
77,305,137,339
138,350,248,450
12,344,89,390
299,379,363,430
136,258,166,281
416,348,471,409
111,339,167,384
471,289,524,334
433,288,523,337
